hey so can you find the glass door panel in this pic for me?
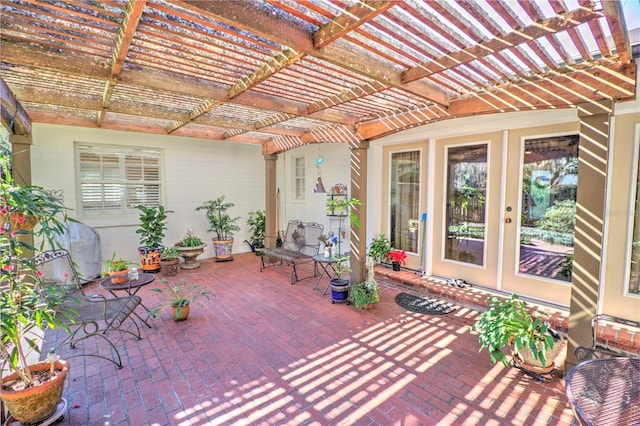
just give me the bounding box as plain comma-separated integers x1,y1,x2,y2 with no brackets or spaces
444,144,487,266
390,151,420,253
519,135,578,282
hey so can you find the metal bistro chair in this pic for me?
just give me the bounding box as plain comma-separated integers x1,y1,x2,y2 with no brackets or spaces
32,249,142,368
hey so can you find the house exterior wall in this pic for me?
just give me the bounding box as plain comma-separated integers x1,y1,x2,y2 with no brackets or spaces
29,124,265,265
368,96,640,321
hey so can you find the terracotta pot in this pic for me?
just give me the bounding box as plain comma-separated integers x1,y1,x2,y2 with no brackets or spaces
160,259,179,276
138,246,162,273
109,269,129,284
1,360,69,424
172,303,190,321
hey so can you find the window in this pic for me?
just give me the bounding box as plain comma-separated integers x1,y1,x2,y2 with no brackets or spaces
294,156,305,199
390,150,420,253
76,144,162,217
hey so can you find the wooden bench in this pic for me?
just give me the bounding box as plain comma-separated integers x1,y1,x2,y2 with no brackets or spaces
260,220,324,284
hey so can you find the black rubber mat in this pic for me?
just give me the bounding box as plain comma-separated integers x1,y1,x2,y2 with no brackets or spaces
395,293,456,315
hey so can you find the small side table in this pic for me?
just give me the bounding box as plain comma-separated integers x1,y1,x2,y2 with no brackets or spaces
99,272,155,327
312,255,338,295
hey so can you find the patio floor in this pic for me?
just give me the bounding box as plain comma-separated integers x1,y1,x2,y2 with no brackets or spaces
41,253,576,426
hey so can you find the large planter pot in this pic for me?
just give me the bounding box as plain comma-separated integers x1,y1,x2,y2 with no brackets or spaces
213,238,234,262
171,302,190,321
138,246,162,273
1,360,69,424
516,337,563,370
175,244,207,269
160,258,180,276
330,278,350,304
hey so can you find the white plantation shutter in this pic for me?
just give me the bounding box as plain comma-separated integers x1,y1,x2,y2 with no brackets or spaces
77,144,161,216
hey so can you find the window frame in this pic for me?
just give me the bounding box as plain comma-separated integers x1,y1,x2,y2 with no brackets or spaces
293,156,306,200
75,143,164,221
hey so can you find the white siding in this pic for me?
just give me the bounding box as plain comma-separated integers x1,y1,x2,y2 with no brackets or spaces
30,124,264,264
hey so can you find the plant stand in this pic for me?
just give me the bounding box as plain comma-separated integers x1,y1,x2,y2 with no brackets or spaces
510,354,557,383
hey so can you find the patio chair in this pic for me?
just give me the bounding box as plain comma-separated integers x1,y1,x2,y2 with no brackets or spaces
574,314,640,361
32,249,142,368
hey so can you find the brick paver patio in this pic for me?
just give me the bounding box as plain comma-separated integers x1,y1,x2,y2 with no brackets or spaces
42,253,576,425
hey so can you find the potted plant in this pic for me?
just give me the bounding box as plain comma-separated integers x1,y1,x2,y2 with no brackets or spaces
101,252,134,284
246,209,266,256
387,249,407,271
150,275,211,321
0,149,73,424
349,280,380,310
196,195,241,262
329,255,352,304
368,234,392,265
471,294,562,371
174,231,207,270
160,246,180,277
135,205,172,273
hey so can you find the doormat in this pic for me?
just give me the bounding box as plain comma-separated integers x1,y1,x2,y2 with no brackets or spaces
395,293,456,315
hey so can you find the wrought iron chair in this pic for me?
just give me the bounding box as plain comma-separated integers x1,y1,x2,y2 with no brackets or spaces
32,249,142,368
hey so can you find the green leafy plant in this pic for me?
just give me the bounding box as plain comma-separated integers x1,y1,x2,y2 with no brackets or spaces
330,256,351,282
101,252,133,275
135,205,172,248
176,233,204,247
0,150,74,388
368,234,392,264
470,294,557,367
160,246,179,261
350,280,380,310
196,195,241,240
247,210,266,248
150,275,211,320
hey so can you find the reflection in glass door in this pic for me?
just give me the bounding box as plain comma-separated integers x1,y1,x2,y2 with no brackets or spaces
445,144,487,266
519,135,578,281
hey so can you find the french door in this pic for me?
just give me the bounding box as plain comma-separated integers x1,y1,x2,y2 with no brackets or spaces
431,125,579,306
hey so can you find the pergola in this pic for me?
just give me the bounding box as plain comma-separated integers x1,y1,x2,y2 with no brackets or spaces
1,0,638,368
0,0,635,147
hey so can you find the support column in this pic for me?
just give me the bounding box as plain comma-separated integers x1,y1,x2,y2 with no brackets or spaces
566,100,613,368
264,154,278,248
349,141,369,284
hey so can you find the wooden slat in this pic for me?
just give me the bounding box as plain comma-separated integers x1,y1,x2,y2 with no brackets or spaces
177,0,449,107
313,1,397,48
403,6,604,83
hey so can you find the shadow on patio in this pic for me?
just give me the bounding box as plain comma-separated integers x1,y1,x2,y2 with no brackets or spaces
42,253,575,426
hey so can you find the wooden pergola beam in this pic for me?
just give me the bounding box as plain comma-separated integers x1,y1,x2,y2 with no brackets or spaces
307,81,388,114
98,0,146,126
0,76,31,136
228,49,303,99
601,0,631,64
